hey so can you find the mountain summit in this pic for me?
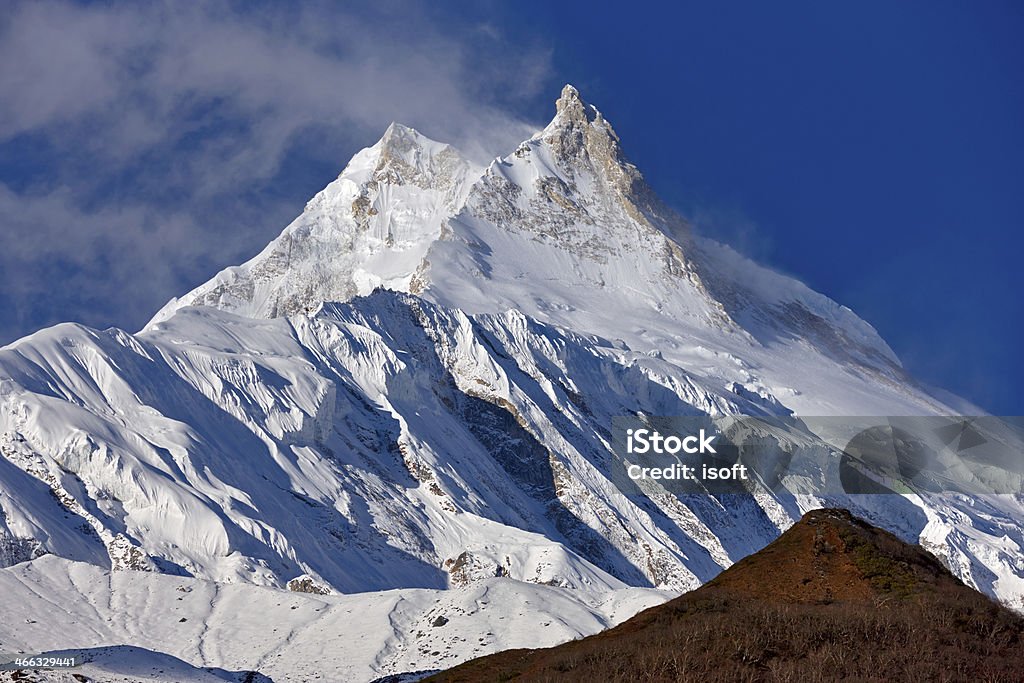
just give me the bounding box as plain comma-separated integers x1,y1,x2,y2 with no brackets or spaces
541,84,672,230
147,83,678,327
147,120,476,322
148,85,906,415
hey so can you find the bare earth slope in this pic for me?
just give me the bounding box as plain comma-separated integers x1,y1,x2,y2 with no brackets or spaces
431,509,1024,682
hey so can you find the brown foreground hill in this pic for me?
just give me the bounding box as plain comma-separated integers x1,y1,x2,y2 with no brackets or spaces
426,509,1024,682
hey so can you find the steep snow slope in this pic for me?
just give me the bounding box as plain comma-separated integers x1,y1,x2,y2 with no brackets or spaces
0,555,669,682
0,83,1022,680
3,290,1023,610
148,122,478,324
1,292,797,594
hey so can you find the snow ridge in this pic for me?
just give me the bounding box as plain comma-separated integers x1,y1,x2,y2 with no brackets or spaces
1,85,1022,680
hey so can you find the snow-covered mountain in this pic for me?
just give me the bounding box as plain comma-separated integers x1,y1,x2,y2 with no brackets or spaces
1,85,1022,679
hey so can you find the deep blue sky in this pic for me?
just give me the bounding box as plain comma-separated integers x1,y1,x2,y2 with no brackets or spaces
477,0,1023,414
0,1,1020,413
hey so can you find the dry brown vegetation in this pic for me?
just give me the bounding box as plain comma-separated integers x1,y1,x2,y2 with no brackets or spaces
427,509,1024,682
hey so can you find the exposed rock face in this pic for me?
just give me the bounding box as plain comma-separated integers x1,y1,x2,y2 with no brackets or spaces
543,84,678,233
0,534,43,566
444,551,508,588
287,574,332,595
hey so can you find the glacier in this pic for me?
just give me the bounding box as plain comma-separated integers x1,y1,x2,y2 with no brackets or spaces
1,85,1022,681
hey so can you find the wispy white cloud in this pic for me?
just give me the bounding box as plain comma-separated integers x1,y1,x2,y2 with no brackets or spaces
0,185,209,334
0,0,553,341
0,0,547,165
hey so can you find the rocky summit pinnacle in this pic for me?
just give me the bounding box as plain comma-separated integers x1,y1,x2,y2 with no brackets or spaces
551,84,610,128
545,84,617,155
538,84,668,228
552,84,591,120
